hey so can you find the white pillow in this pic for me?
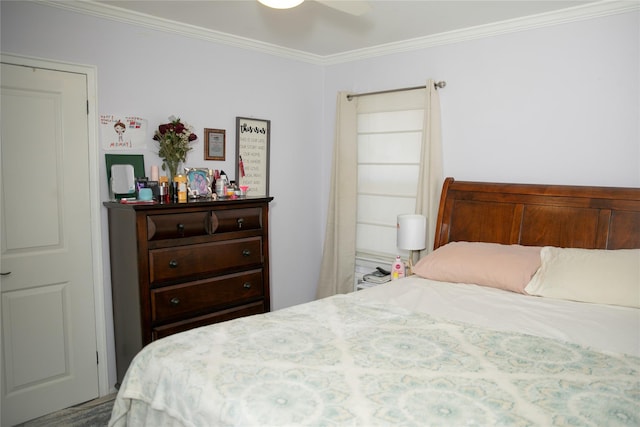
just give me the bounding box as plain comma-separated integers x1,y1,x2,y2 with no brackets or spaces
525,247,640,308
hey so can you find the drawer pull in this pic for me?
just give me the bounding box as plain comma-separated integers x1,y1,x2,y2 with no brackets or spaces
169,259,179,268
176,223,185,235
237,218,244,229
242,249,251,257
170,297,180,306
243,282,252,289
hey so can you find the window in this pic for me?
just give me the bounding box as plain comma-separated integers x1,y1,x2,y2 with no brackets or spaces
355,89,425,265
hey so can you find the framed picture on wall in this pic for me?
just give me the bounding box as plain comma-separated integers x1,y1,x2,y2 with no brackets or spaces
204,128,226,161
235,117,270,197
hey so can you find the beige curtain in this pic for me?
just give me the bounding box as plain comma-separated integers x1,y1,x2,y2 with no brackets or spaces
316,92,358,298
317,82,443,298
416,79,444,256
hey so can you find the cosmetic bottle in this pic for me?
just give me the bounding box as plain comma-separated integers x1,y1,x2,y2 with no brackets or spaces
391,255,405,280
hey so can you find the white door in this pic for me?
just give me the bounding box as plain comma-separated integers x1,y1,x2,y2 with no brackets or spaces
1,63,99,425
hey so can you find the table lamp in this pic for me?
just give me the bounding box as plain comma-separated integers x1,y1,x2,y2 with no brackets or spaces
397,214,427,274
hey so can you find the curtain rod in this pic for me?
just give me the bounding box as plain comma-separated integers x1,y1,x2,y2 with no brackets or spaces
346,81,446,101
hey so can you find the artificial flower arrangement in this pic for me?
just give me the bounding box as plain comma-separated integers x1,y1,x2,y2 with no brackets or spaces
153,116,198,180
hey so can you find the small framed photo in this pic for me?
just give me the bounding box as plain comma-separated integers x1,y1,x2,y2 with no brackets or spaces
204,128,226,161
185,167,212,198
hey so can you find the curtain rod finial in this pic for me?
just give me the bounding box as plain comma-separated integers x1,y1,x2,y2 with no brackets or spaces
435,81,446,89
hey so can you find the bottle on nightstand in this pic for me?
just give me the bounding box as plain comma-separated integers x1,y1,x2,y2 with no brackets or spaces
391,255,405,280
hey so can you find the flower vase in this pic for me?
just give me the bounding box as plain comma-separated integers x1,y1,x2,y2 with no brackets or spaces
164,160,182,182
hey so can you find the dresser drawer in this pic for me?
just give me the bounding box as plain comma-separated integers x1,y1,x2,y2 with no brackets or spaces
151,269,263,322
149,237,263,284
147,212,209,240
211,208,262,233
152,301,266,340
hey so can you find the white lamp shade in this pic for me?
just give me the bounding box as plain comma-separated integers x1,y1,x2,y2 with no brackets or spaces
397,214,427,250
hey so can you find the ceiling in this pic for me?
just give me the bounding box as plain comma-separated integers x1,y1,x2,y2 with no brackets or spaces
84,1,615,61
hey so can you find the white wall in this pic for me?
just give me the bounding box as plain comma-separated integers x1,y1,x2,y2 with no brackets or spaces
322,11,640,210
1,1,325,392
2,1,638,393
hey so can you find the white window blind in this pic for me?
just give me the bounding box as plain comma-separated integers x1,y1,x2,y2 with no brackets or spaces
355,89,425,263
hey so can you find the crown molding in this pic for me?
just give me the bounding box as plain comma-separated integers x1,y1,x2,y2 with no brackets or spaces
39,0,324,64
321,1,640,65
40,0,639,66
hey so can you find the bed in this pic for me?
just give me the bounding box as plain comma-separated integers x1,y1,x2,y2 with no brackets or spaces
109,177,640,426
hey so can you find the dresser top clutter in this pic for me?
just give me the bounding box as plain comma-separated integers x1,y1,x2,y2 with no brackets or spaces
103,196,273,384
104,195,273,210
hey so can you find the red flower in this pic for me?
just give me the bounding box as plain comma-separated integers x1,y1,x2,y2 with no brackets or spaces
153,116,198,178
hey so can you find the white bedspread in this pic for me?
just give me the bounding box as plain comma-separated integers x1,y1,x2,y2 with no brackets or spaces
359,276,640,357
109,279,640,427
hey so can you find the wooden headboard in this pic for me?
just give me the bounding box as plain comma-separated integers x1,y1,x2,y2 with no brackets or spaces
434,177,640,250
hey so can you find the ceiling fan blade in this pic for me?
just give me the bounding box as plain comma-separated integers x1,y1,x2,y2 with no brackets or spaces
315,0,371,16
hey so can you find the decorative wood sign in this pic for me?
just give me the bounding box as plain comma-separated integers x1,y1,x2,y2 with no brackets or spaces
235,117,270,197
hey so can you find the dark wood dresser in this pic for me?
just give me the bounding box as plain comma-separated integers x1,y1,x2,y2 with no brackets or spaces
104,197,273,384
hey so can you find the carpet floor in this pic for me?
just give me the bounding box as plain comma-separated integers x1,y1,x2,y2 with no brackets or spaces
16,394,117,427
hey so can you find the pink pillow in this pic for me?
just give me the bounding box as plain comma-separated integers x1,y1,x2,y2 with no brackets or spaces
413,241,542,293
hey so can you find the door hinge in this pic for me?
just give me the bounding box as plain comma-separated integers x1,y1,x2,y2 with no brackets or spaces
96,351,99,365
87,100,89,115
